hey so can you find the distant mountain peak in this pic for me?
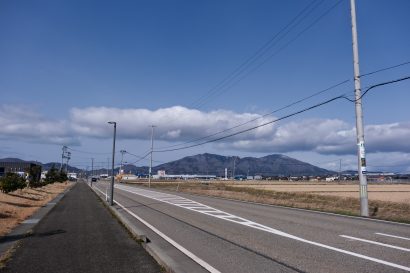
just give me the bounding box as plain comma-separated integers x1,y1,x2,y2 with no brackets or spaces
151,153,333,176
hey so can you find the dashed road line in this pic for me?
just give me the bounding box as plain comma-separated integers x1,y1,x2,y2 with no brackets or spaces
376,233,410,241
341,235,410,252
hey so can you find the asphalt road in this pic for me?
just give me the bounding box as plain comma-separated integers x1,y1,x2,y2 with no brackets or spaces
1,182,161,273
93,181,410,273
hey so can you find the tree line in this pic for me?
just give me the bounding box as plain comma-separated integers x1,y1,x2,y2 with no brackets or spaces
0,164,67,193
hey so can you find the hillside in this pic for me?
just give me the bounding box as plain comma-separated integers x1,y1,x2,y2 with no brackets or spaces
1,154,334,176
151,153,333,176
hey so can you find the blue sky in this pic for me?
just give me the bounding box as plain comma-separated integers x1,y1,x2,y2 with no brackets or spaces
1,0,409,172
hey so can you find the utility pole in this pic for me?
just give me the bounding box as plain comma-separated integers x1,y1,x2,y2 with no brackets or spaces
148,125,156,188
120,150,126,174
232,157,236,179
350,0,368,216
339,159,342,181
107,158,110,176
91,158,94,186
61,146,67,171
65,152,71,173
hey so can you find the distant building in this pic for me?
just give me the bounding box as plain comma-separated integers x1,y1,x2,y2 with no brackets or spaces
153,170,216,180
0,161,42,179
68,173,78,181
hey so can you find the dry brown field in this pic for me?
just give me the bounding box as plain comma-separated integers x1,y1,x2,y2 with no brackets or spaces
0,182,73,237
229,183,410,204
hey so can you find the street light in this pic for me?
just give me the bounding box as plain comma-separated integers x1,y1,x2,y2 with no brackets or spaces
108,121,117,206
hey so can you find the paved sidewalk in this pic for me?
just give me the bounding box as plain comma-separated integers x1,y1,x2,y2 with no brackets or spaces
0,182,162,273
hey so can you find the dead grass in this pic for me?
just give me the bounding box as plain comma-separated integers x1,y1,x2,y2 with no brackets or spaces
146,182,410,223
0,182,73,237
230,183,410,203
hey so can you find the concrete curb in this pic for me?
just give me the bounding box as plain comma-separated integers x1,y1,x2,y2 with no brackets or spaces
0,182,75,258
88,183,181,273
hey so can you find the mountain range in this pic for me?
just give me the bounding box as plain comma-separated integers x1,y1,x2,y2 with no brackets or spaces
1,154,335,176
147,153,333,176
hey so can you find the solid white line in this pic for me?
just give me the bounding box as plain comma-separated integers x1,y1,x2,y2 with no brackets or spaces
341,235,410,252
178,189,410,227
376,233,410,241
115,184,410,272
92,185,221,273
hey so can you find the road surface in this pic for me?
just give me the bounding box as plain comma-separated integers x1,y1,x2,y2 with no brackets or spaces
93,181,410,273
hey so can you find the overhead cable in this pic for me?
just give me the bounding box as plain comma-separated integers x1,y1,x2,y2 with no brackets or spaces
154,75,410,153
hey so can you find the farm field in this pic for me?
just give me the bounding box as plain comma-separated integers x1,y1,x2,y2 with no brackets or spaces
229,183,410,204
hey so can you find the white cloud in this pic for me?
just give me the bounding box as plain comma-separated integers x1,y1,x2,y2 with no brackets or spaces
2,105,410,157
69,106,275,141
0,105,79,145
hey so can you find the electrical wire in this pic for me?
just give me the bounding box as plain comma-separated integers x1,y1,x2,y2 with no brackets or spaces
157,79,350,150
157,59,410,151
126,151,152,165
154,75,410,153
125,150,164,164
344,76,410,102
359,60,410,78
68,74,409,163
66,146,115,155
189,0,325,109
193,0,343,110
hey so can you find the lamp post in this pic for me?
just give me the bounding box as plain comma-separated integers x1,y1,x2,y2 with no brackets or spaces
108,121,117,206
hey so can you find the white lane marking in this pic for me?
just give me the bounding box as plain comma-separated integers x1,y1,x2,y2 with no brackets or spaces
188,190,410,227
376,233,410,241
341,235,410,252
92,185,221,273
115,184,410,272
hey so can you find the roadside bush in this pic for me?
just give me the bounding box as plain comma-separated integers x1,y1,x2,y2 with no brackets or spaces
44,165,67,184
0,173,27,193
45,165,58,184
28,165,42,188
58,170,68,183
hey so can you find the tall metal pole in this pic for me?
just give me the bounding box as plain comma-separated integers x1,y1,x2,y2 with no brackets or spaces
61,146,67,171
91,158,94,176
61,146,64,171
108,122,117,206
232,157,236,179
107,158,109,176
148,125,155,188
91,158,94,186
350,0,368,217
339,159,342,181
65,152,71,173
120,150,126,174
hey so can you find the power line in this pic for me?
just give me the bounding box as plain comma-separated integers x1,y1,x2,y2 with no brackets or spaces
193,0,343,110
190,0,325,109
125,150,165,164
66,146,115,155
154,76,410,153
155,96,346,153
157,59,410,151
359,60,410,78
157,79,350,150
344,75,410,102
